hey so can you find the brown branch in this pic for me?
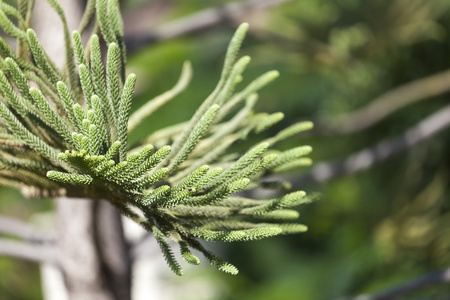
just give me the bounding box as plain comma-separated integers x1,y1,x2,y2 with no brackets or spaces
317,69,450,135
293,104,450,185
125,0,294,53
340,267,450,300
0,238,56,264
0,214,54,243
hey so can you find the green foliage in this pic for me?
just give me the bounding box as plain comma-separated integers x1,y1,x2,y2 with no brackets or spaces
0,0,315,275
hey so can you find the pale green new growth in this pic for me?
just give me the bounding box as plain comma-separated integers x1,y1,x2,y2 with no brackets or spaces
72,31,88,67
0,1,316,275
47,171,93,185
190,226,282,242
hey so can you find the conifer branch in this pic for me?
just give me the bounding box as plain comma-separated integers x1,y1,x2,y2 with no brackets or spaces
0,7,27,40
167,104,220,172
179,241,200,265
96,0,117,45
78,0,95,35
188,237,240,274
72,31,88,67
43,0,77,90
118,73,136,160
0,100,59,162
78,64,94,108
0,70,29,118
0,2,315,275
0,36,37,72
152,226,183,276
29,87,72,145
16,0,33,60
5,58,32,103
27,29,61,85
166,23,250,161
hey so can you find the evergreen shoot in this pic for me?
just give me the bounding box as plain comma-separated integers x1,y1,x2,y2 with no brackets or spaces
0,0,316,275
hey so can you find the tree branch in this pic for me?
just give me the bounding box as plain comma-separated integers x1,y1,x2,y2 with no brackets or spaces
317,69,450,135
0,214,54,243
293,104,450,185
125,0,293,53
0,238,56,264
340,267,450,300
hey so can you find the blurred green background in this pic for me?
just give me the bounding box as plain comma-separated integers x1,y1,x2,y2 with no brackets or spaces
1,0,449,299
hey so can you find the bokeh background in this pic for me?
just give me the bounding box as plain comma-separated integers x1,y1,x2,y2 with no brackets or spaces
1,0,449,299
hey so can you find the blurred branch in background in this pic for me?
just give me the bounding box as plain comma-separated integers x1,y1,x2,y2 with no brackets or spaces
340,267,450,300
0,215,53,243
124,0,293,53
0,238,55,264
0,215,55,263
317,69,450,135
294,104,450,185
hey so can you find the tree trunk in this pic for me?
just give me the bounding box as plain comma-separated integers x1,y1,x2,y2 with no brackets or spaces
55,198,131,300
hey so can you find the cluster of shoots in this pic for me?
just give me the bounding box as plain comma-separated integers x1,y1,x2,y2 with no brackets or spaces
0,0,315,275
